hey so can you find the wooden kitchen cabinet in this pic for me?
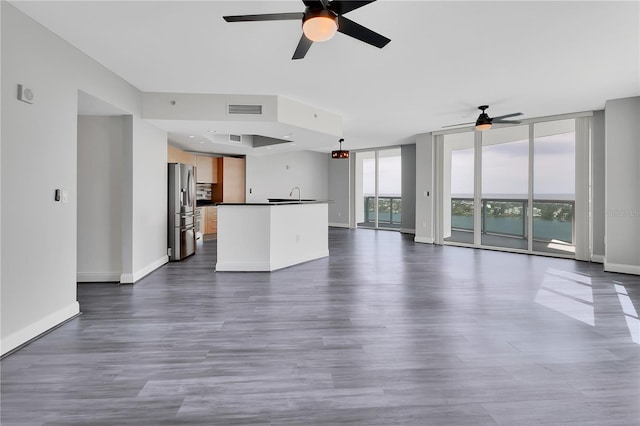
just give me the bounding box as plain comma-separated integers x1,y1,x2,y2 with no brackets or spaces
213,157,245,203
167,145,195,165
195,156,217,184
204,206,217,234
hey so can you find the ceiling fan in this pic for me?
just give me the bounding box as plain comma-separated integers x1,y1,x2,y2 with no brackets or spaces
223,0,391,60
444,105,523,131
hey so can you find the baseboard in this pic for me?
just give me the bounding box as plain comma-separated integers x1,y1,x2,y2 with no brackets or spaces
217,251,329,272
1,301,80,356
270,250,329,271
329,223,350,228
120,255,169,284
400,228,416,234
77,272,121,283
604,261,640,276
591,254,605,264
414,236,434,244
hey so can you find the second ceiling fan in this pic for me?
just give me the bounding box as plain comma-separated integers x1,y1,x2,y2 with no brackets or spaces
223,0,391,60
445,105,523,131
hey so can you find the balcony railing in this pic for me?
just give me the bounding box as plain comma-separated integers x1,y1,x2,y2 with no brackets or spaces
363,196,402,227
451,197,575,244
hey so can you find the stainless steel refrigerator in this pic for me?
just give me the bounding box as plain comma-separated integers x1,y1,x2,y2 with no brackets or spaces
168,163,196,261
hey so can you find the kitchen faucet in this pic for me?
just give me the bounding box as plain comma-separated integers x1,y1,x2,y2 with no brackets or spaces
289,186,301,202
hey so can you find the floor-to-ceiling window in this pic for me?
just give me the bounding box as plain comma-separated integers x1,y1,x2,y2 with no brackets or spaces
356,148,402,230
444,132,475,244
439,116,585,258
481,125,530,251
533,119,576,255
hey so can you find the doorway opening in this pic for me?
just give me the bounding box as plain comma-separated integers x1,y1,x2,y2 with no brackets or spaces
355,148,402,230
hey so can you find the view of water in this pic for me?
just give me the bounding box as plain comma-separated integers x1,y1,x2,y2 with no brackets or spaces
451,215,573,243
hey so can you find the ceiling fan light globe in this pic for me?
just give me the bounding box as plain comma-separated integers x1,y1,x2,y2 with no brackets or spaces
303,15,338,42
476,123,492,131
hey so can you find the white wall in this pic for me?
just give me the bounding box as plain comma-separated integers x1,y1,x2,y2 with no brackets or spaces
327,156,350,227
245,151,329,202
1,3,168,355
591,110,606,261
401,144,416,233
415,133,434,243
129,117,168,281
354,154,365,225
77,116,124,282
0,2,3,342
604,96,640,275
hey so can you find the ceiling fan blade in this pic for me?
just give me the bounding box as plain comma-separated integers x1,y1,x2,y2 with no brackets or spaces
302,1,325,8
223,13,303,22
492,119,522,124
442,122,475,128
292,34,313,60
491,112,523,120
337,16,390,49
330,1,377,15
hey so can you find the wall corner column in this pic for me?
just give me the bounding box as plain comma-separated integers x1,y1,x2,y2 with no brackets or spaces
414,133,434,244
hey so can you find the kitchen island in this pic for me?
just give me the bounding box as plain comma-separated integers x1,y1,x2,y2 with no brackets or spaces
215,201,330,272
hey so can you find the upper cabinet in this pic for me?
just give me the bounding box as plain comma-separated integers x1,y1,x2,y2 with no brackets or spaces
213,157,245,203
167,145,195,166
195,156,217,184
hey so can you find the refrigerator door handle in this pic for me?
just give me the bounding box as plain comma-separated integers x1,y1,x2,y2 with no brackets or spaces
187,169,194,207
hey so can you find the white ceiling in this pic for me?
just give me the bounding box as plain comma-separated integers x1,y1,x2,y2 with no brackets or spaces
12,1,639,154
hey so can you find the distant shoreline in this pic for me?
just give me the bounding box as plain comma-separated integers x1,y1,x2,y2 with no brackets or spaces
451,194,575,201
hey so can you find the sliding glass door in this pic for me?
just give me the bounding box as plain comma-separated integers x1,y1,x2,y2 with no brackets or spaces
444,132,475,244
356,148,402,230
440,117,581,258
533,120,576,255
481,125,530,250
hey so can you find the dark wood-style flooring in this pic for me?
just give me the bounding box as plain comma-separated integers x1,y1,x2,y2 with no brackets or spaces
2,228,639,425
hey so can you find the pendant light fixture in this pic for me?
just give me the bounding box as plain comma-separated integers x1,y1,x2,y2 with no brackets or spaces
331,138,349,159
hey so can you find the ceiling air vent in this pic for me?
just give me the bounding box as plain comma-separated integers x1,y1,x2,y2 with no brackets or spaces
229,134,242,143
227,104,262,115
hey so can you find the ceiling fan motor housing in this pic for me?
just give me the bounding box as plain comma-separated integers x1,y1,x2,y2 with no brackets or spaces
476,112,492,126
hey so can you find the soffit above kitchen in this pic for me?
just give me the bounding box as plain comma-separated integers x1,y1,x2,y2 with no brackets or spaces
143,92,342,155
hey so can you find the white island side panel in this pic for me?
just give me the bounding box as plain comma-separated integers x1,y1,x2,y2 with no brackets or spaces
216,203,329,272
270,203,329,270
216,205,272,271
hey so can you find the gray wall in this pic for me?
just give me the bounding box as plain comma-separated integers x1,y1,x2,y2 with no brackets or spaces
604,96,640,275
401,144,416,233
591,110,606,261
327,156,350,227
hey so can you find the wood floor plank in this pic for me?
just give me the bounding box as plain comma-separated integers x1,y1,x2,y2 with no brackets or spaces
1,228,639,425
